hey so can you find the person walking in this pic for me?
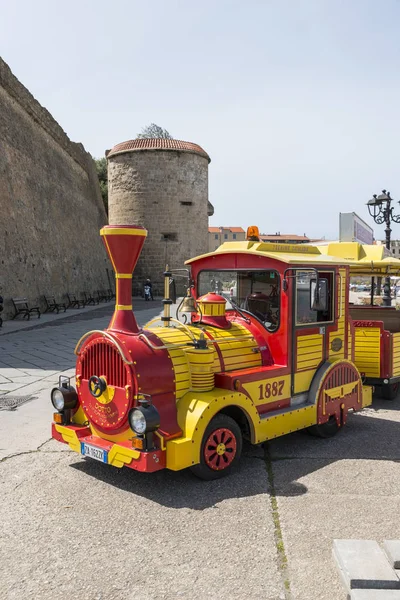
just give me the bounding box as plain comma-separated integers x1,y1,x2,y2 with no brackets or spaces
143,278,154,301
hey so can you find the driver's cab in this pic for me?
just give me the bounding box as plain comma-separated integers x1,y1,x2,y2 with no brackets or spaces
186,225,345,385
199,269,280,332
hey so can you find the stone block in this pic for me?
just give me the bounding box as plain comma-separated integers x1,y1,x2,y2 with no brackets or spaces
333,539,400,591
384,541,400,569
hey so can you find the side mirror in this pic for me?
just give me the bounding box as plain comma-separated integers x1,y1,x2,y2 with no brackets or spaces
169,278,177,304
310,278,328,312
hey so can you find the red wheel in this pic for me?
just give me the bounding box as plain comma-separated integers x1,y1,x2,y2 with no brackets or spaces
191,414,242,480
204,427,237,470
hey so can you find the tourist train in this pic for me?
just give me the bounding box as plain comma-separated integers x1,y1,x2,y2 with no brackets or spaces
50,225,400,479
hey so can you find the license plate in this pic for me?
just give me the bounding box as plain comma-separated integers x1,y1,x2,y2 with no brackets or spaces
81,443,108,463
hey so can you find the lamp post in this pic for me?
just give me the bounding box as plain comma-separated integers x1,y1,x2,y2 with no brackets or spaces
367,190,400,307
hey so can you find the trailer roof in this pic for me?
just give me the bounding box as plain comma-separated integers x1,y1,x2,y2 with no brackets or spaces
186,240,400,275
321,242,400,275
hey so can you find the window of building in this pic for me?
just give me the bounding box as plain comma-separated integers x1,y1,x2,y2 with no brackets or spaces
233,233,237,239
180,201,193,206
393,249,396,254
224,234,228,239
215,234,218,239
162,233,177,241
295,271,334,325
198,270,280,332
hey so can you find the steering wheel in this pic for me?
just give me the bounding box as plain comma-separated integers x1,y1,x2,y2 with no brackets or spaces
88,375,107,398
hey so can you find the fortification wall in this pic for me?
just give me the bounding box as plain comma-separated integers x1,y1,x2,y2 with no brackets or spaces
0,58,110,318
107,145,210,296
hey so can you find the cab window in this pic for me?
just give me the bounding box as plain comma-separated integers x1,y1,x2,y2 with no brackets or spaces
198,270,280,332
296,271,334,325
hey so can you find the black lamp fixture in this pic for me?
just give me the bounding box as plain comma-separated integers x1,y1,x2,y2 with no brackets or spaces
366,190,400,306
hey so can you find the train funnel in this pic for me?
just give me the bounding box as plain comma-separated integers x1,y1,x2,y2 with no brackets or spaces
100,225,147,333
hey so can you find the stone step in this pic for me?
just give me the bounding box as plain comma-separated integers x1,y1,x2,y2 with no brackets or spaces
384,541,400,570
350,590,400,599
333,539,400,592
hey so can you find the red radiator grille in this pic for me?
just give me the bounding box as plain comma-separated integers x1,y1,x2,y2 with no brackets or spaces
81,341,127,388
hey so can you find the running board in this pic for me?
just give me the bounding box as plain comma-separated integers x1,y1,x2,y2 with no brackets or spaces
257,401,317,440
259,400,313,420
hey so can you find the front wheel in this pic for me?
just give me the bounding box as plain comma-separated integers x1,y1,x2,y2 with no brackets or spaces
190,414,242,481
382,382,400,401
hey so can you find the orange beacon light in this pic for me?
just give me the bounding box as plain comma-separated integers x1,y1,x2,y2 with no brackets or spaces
246,225,260,241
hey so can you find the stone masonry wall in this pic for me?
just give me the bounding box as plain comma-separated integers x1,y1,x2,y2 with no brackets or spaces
0,58,110,318
108,150,209,296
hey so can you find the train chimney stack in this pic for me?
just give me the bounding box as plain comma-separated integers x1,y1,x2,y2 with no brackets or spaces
100,225,147,333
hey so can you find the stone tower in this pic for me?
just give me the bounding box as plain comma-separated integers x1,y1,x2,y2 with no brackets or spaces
107,138,212,296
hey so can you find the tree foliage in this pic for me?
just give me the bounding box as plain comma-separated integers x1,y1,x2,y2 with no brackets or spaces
136,123,173,139
95,157,108,214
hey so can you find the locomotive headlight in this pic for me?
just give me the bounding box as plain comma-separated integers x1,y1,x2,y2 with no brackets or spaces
51,376,78,412
129,410,147,434
128,403,160,435
51,389,65,411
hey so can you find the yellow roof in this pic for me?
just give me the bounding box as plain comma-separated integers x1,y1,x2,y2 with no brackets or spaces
186,240,400,275
321,242,400,275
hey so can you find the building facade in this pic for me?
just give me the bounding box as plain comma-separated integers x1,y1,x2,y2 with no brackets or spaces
208,227,245,252
107,138,212,296
380,240,400,257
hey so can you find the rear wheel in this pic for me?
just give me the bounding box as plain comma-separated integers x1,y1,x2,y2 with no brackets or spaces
190,414,242,481
382,382,399,401
307,415,341,439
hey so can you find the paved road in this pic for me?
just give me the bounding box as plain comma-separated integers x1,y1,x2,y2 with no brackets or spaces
1,304,400,599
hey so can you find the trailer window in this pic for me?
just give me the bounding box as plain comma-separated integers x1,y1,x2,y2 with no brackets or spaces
198,270,280,332
296,271,334,325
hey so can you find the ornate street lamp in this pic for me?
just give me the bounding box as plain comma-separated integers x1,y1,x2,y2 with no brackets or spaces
367,190,400,306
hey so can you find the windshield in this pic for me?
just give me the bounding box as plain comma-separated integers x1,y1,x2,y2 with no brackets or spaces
198,270,280,332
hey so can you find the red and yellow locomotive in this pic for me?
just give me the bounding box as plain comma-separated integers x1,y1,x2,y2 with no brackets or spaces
51,224,400,479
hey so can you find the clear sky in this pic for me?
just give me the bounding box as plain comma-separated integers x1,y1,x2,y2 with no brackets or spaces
2,0,400,240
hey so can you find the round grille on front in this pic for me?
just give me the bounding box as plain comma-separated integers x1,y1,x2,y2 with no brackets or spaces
81,341,127,388
77,339,134,433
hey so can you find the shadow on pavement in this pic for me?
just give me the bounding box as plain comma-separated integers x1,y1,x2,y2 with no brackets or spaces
267,407,400,497
70,442,269,510
369,395,400,410
4,299,161,332
70,406,400,505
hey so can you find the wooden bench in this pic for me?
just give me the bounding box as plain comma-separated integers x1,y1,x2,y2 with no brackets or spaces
44,295,67,314
96,289,113,302
11,298,40,320
96,290,107,302
81,292,99,306
66,293,82,309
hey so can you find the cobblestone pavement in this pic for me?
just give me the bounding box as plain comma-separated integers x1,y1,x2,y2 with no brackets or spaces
0,303,286,600
0,301,161,396
2,304,400,599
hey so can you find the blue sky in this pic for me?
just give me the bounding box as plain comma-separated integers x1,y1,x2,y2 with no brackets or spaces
2,0,400,239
